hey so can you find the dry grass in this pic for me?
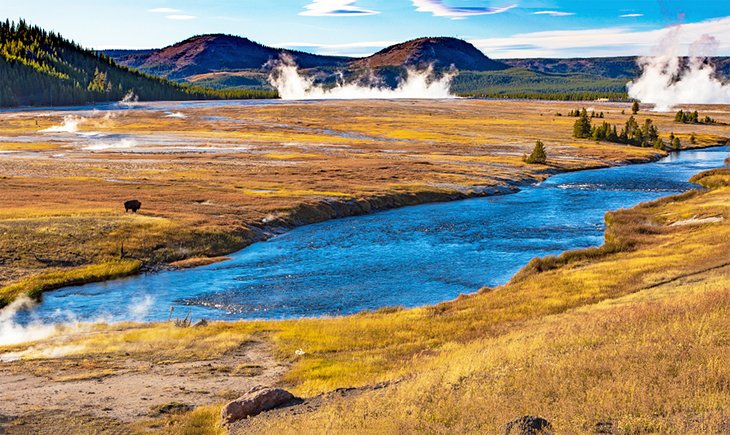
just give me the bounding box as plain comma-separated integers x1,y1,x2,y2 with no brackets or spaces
5,169,728,434
1,101,729,433
0,260,141,307
2,100,727,304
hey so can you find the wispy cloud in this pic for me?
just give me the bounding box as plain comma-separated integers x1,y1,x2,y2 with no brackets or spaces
533,10,575,17
620,13,644,18
147,7,181,13
469,16,730,58
165,14,196,20
300,0,379,16
147,7,196,20
412,0,516,19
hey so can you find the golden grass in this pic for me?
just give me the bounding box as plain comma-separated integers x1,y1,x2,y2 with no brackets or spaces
1,100,727,305
246,273,730,433
7,170,728,433
134,404,226,435
0,260,141,307
58,322,260,363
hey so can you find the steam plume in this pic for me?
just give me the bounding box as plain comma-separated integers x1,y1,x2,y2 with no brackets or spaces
627,33,730,112
0,297,59,346
0,294,155,350
269,55,456,100
121,90,139,105
40,115,81,133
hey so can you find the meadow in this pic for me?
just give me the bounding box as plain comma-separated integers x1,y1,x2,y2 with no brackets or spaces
1,158,728,434
1,99,728,306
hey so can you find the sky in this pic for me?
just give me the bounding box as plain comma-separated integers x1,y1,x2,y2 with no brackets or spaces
1,0,729,58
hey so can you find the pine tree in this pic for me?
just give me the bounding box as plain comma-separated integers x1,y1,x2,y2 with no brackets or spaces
573,109,592,138
632,100,640,115
525,140,547,164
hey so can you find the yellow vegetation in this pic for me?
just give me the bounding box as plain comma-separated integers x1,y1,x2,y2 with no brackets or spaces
5,169,728,433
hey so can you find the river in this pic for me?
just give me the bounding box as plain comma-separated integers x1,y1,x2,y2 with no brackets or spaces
17,146,729,324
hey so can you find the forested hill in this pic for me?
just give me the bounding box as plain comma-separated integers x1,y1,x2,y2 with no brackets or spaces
0,20,275,107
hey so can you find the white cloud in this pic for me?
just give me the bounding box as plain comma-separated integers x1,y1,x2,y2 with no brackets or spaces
469,16,730,58
300,0,379,16
148,7,181,13
412,0,516,19
620,13,644,18
533,10,575,17
165,14,196,20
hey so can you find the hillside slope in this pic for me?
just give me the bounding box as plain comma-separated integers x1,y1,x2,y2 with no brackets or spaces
354,37,508,71
111,34,350,80
502,56,730,79
0,21,274,107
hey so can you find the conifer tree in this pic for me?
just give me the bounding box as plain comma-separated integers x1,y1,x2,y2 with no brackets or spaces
632,100,640,115
525,140,547,164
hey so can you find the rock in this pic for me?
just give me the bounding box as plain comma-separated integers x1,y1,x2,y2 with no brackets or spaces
220,386,299,425
193,319,208,327
594,420,614,434
504,415,553,435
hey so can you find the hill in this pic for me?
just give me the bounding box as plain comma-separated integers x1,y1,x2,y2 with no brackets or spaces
502,56,730,79
0,21,275,107
111,34,350,80
353,37,508,71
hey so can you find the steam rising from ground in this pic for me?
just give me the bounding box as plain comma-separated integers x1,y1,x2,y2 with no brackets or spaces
628,33,730,111
40,115,81,133
0,297,59,346
0,294,155,352
269,56,456,100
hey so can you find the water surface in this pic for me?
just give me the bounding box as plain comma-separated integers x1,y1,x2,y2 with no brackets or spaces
19,147,729,323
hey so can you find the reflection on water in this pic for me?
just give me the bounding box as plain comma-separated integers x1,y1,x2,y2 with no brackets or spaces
18,147,730,323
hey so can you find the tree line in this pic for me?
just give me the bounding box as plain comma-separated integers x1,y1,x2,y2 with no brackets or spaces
0,20,277,107
674,110,716,125
572,108,680,149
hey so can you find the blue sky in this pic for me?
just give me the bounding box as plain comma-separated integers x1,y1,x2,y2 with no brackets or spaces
1,1,729,58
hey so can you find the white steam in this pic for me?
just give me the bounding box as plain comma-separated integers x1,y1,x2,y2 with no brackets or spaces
0,294,156,354
83,138,138,151
165,111,188,119
0,297,59,346
269,56,456,100
628,32,730,112
40,115,81,133
121,90,139,105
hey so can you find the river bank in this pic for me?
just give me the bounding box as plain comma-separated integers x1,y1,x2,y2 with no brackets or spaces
1,161,729,434
1,100,729,308
16,145,729,324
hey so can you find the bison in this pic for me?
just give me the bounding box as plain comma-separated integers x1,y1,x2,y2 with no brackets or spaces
124,199,142,213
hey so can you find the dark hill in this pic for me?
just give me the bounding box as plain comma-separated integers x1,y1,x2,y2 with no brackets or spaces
354,37,508,71
113,34,351,80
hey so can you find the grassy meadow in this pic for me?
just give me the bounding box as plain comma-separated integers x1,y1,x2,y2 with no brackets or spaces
1,100,728,307
2,167,728,433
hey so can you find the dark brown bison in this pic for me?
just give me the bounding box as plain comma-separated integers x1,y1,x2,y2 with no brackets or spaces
124,200,142,213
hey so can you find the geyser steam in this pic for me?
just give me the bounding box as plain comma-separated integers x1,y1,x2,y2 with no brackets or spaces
627,33,730,112
269,55,456,100
40,115,81,133
0,297,59,346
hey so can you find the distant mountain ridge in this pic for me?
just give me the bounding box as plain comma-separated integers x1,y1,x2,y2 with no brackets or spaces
107,35,508,80
502,57,730,79
106,34,730,85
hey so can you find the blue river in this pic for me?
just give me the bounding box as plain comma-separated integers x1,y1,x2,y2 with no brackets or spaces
18,146,729,324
